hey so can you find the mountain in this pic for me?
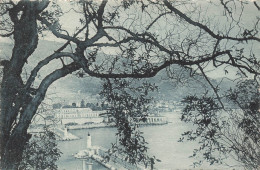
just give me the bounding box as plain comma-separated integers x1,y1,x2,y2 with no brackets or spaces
0,40,237,104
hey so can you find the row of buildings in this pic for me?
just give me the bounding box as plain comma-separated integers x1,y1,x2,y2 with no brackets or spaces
34,106,168,126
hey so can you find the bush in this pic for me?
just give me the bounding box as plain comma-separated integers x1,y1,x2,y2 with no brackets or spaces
19,127,62,170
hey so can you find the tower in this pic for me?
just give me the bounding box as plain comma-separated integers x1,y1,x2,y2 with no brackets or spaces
87,132,91,148
64,127,68,139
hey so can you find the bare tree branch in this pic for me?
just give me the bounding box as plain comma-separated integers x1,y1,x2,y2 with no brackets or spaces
24,52,74,90
197,64,225,109
37,16,81,44
15,62,80,133
254,1,260,11
163,0,260,42
0,31,13,37
96,0,108,28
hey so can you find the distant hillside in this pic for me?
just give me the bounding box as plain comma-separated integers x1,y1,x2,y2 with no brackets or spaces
54,65,237,103
0,40,236,103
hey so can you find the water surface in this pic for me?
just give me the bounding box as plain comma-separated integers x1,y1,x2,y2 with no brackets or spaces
57,112,230,169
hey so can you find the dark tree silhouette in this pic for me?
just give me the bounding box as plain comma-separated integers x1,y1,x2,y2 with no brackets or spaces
0,0,259,169
18,126,61,170
180,79,259,169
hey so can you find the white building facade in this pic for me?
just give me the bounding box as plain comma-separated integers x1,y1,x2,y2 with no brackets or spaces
54,108,104,124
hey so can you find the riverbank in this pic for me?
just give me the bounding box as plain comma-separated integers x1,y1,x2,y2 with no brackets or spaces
54,127,80,141
66,121,168,130
67,122,115,130
28,121,169,141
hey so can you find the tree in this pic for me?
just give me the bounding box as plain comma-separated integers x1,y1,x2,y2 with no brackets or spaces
72,102,77,108
18,126,62,170
100,78,158,167
180,79,259,168
225,80,259,168
0,0,259,169
80,99,85,108
52,103,62,109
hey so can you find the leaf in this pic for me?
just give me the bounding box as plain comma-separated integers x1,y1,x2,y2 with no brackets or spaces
156,159,161,162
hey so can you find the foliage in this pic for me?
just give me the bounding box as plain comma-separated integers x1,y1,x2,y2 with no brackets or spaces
0,0,259,169
226,79,260,168
100,78,158,167
180,79,260,169
18,127,62,170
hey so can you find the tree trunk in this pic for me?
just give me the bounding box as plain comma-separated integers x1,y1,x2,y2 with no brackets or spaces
0,72,32,169
0,70,26,170
0,1,48,169
0,63,81,170
1,131,31,170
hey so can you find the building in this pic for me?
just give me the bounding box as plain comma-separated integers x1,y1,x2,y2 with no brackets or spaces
54,108,104,125
55,108,101,119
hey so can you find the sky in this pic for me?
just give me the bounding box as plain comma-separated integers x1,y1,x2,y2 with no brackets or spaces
0,0,259,80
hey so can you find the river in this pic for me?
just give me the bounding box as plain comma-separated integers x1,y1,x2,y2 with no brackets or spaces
57,111,230,169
